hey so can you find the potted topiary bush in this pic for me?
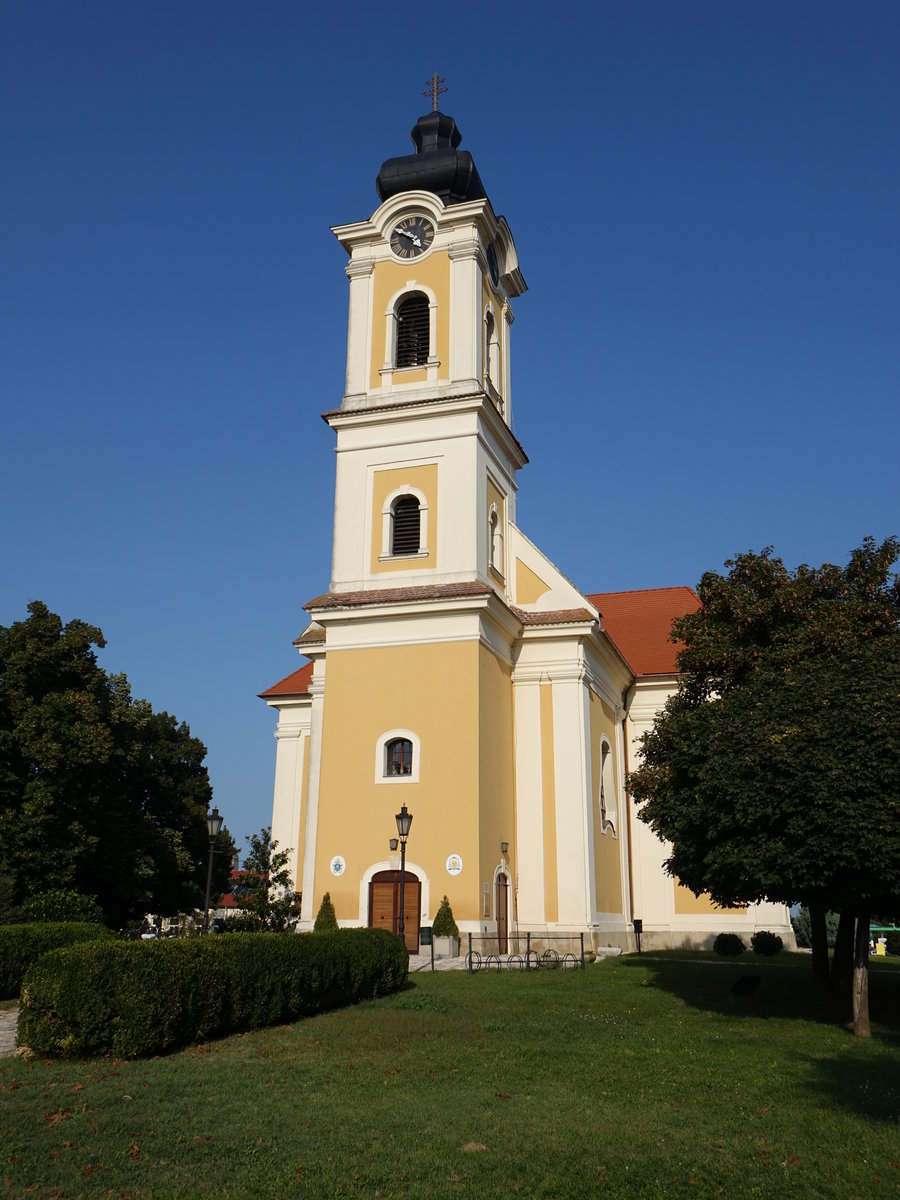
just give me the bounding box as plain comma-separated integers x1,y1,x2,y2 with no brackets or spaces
314,892,338,932
431,895,460,958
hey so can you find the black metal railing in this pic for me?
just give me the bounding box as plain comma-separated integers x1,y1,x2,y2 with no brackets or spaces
465,931,585,973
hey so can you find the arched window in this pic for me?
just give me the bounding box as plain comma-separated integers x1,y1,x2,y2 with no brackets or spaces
375,729,420,784
489,505,504,575
396,293,430,368
385,738,413,777
485,309,501,393
391,494,421,556
599,739,617,835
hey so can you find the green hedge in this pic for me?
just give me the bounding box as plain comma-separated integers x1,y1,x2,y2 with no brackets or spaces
19,928,408,1058
0,923,114,999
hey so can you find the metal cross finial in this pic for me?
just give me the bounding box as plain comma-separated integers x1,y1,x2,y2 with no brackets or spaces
424,73,447,112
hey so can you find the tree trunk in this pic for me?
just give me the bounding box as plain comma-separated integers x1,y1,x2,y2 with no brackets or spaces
809,902,830,984
831,909,855,1014
852,911,871,1038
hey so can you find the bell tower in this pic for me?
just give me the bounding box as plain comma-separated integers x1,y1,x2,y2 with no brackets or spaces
326,110,527,596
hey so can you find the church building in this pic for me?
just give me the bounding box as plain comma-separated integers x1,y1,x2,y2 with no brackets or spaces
260,107,792,953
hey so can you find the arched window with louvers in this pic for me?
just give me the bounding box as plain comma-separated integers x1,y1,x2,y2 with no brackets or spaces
380,485,429,561
395,293,430,368
391,494,421,556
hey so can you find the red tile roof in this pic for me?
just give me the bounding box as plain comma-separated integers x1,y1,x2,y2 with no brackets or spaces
305,581,493,609
261,585,699,698
258,661,314,699
512,606,596,626
294,623,325,647
587,587,700,677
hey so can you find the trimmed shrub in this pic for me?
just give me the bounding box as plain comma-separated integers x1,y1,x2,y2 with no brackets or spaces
884,931,900,957
23,890,105,925
18,927,408,1058
0,923,114,999
314,892,338,932
713,932,745,957
751,930,784,957
790,906,840,949
432,895,459,938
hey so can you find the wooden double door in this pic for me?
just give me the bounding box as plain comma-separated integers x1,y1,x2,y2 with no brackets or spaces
369,870,421,953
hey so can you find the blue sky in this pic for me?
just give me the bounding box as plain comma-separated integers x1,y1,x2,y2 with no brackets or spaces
3,2,898,853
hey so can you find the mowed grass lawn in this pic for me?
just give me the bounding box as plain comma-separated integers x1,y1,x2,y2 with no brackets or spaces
1,953,899,1199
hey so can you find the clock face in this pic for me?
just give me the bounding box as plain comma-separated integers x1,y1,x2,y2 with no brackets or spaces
487,243,500,288
389,215,435,260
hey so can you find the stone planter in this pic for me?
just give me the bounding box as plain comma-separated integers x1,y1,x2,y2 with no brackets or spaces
433,935,460,958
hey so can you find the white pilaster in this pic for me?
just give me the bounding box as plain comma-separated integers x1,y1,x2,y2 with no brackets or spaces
298,664,326,929
448,242,479,385
270,714,308,892
511,674,545,924
551,665,592,927
344,258,374,400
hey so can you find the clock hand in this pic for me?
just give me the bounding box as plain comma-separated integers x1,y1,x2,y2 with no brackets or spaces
394,226,422,248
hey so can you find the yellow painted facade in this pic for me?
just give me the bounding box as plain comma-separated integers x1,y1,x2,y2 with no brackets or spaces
369,251,451,390
477,644,515,912
516,558,551,605
370,463,438,574
589,692,623,915
673,881,745,916
310,640,520,927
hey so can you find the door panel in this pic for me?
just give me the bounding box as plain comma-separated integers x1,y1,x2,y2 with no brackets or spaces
497,875,509,953
371,884,396,932
368,871,421,952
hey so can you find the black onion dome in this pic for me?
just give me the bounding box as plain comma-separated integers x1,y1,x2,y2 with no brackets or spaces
376,111,486,206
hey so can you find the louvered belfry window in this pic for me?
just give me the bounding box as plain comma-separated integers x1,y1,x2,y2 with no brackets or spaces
396,294,430,368
391,495,420,556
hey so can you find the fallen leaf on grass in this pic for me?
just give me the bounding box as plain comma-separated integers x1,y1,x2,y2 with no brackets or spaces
129,1144,140,1160
495,1092,511,1100
461,1143,486,1153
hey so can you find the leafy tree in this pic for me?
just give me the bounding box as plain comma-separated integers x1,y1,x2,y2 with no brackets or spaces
630,539,900,1036
0,874,22,925
0,601,234,926
24,890,105,924
313,891,338,932
234,827,300,932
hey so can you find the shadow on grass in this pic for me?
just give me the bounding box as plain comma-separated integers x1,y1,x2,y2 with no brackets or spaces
620,952,900,1035
803,1049,900,1122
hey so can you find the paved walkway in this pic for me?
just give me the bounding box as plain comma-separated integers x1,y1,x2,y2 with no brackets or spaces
408,953,466,972
0,1008,17,1059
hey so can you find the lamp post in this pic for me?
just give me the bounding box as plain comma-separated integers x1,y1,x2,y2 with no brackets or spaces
395,803,413,947
202,806,224,934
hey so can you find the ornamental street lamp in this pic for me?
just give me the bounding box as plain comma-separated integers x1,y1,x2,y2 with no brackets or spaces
202,806,224,934
395,803,413,946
